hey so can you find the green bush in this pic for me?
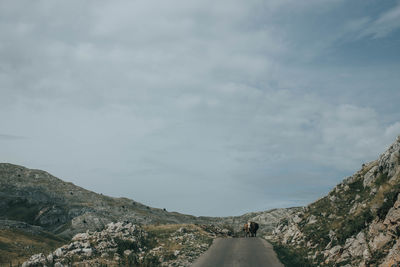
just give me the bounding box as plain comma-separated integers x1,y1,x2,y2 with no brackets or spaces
337,210,373,245
273,244,315,267
140,254,160,267
375,172,389,186
115,238,140,255
377,189,400,220
2,198,41,224
348,179,363,191
302,223,330,248
121,253,139,266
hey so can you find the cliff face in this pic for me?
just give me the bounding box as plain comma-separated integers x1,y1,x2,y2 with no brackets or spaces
271,136,400,266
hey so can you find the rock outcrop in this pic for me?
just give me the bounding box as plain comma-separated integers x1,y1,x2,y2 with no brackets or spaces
0,163,293,239
0,163,207,238
202,207,300,238
0,163,293,265
271,135,400,266
22,222,232,267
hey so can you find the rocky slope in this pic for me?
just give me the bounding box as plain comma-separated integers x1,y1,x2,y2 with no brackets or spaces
0,163,211,238
0,163,293,265
270,135,400,266
0,220,67,266
205,207,301,237
0,163,293,238
22,222,232,267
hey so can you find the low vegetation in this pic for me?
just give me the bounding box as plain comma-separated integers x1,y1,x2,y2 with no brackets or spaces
0,228,66,266
272,242,315,267
271,136,400,266
19,222,232,267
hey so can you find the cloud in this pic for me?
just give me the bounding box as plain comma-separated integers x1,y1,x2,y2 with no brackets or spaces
339,2,400,41
0,134,26,140
385,121,400,138
0,0,399,216
359,2,400,39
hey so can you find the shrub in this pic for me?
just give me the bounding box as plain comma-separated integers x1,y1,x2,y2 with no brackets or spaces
348,179,363,191
337,210,373,245
273,243,315,267
377,189,399,220
115,238,140,255
140,254,160,267
375,172,389,187
121,253,139,266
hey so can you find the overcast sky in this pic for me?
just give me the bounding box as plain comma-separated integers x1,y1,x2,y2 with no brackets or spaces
1,0,400,216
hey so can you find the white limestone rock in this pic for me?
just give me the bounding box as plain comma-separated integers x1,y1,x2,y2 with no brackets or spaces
363,165,378,188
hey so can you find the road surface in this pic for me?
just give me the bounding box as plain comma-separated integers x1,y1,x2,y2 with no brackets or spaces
191,237,284,267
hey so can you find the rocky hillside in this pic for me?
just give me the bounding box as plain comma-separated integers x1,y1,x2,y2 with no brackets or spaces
205,207,301,237
0,163,211,238
0,163,219,265
0,220,68,266
0,163,293,238
22,222,232,267
270,136,400,266
0,163,293,265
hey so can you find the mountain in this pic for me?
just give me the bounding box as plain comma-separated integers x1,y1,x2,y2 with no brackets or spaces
204,207,301,237
0,163,209,265
0,163,293,265
270,135,400,266
0,163,206,238
0,220,67,266
21,222,233,267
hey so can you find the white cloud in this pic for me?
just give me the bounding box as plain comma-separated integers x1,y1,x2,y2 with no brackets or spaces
359,2,400,39
385,121,400,139
0,0,399,215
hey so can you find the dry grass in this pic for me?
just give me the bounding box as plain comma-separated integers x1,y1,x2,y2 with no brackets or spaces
371,183,392,207
359,161,378,177
0,229,66,267
144,224,210,237
144,223,195,232
143,224,212,256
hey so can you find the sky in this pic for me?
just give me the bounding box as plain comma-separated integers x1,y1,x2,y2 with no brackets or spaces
1,0,400,216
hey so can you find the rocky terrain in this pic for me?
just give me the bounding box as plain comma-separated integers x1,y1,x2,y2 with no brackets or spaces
8,132,400,267
205,207,301,237
6,132,399,266
270,135,400,266
0,220,68,266
0,163,294,237
0,163,294,265
21,222,232,267
0,163,209,238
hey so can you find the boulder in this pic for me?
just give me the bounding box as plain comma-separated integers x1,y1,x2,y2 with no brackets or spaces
55,247,64,257
47,253,54,263
347,232,369,258
293,215,302,224
384,194,400,225
307,215,317,224
379,239,400,267
363,166,378,187
72,232,89,241
369,233,392,252
329,245,341,256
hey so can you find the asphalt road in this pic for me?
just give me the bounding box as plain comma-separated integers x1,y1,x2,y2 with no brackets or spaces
191,237,284,267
